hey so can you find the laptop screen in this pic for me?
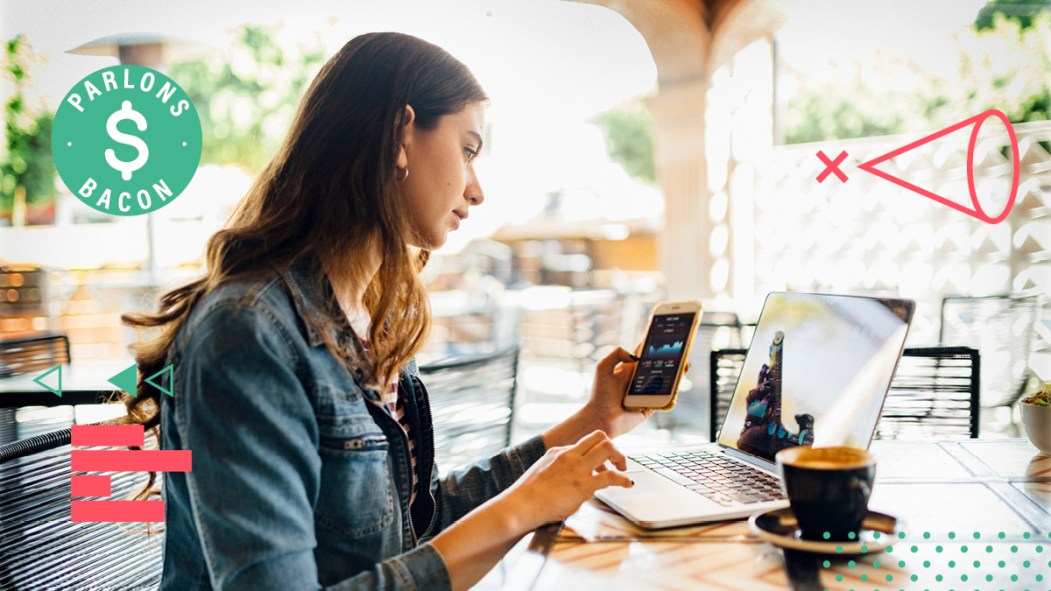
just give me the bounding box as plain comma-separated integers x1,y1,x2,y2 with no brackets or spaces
717,292,914,463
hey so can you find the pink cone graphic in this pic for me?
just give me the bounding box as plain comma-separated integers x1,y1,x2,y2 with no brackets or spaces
857,109,1020,224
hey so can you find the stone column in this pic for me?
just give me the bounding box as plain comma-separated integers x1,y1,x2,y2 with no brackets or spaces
646,77,712,300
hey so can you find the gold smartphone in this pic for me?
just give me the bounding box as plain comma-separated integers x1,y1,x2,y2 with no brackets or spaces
622,300,703,409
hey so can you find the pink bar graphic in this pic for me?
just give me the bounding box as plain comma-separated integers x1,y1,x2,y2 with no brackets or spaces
71,500,165,522
71,449,192,472
71,475,111,497
71,424,145,447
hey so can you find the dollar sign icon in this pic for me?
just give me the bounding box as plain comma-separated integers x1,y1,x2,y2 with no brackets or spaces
104,100,150,181
53,65,201,216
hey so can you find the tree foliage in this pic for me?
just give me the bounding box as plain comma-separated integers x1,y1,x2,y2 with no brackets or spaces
976,0,1051,31
784,8,1051,144
169,25,326,172
1,35,55,212
593,102,657,183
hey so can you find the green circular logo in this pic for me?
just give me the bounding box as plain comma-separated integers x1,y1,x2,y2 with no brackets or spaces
52,65,202,216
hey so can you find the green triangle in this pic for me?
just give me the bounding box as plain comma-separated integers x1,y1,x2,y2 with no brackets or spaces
145,364,174,397
108,363,139,397
33,364,63,398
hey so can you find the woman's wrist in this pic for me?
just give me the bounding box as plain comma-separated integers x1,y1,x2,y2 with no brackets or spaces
430,488,534,591
540,406,605,450
491,486,538,534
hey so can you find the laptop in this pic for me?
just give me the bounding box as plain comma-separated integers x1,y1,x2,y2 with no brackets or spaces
595,292,915,529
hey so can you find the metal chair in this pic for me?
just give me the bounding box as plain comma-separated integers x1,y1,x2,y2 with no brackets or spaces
0,333,73,445
709,347,748,441
875,346,981,439
0,333,71,378
709,346,981,441
0,427,163,591
939,294,1041,410
419,346,519,475
655,312,744,434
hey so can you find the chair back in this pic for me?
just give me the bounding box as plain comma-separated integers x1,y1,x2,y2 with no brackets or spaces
0,333,71,378
678,312,743,433
0,333,73,445
709,348,748,441
876,346,980,439
940,294,1041,408
419,346,519,474
709,346,981,442
0,428,163,590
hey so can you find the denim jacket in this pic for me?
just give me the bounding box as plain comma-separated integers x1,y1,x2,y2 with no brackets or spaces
156,257,547,590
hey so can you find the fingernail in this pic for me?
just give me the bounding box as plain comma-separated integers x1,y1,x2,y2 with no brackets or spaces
628,354,641,361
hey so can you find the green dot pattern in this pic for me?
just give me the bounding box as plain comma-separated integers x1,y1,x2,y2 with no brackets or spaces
812,530,1051,590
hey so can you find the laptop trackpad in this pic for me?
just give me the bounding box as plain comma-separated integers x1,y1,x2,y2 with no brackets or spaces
597,470,722,522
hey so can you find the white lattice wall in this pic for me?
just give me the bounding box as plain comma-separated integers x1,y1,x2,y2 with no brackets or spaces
734,120,1051,377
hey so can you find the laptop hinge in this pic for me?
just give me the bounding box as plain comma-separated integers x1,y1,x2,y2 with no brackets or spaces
722,447,779,475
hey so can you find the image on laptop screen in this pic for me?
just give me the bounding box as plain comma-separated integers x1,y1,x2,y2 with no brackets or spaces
717,293,914,462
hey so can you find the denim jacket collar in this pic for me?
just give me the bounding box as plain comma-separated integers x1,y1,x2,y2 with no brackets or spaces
279,255,419,382
280,255,341,349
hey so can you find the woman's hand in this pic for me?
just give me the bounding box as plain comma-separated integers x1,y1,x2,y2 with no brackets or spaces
583,346,654,439
541,346,672,449
431,430,633,590
503,430,633,530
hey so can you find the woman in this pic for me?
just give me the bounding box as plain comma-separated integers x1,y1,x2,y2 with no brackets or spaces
123,32,653,591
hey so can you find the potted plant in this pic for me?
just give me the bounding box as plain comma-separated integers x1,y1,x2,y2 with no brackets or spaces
1020,383,1051,455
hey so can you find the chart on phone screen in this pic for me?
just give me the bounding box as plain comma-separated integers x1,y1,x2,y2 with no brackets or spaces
630,313,695,396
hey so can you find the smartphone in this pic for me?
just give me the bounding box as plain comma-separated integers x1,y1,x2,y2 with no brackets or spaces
623,300,703,409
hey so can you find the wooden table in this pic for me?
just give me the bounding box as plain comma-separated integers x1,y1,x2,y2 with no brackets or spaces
517,440,1051,591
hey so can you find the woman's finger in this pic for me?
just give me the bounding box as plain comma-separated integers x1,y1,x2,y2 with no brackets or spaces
570,429,609,456
583,437,628,471
592,469,633,492
595,346,636,375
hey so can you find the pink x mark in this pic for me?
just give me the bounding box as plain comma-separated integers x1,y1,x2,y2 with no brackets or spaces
816,150,849,183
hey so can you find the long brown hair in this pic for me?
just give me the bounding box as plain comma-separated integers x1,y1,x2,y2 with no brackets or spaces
121,32,487,497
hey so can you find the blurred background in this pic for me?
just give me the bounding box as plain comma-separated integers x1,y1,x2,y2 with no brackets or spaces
2,0,1049,446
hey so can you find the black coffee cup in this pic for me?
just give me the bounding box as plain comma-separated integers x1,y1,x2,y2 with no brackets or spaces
776,446,875,541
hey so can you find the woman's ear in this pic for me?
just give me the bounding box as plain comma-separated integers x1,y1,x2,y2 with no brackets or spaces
397,105,416,169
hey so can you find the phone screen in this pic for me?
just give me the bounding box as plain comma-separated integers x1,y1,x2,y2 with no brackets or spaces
628,312,697,396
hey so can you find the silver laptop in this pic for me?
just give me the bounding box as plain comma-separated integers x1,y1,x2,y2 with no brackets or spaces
596,292,915,529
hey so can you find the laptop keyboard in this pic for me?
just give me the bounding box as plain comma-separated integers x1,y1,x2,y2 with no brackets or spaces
630,450,786,507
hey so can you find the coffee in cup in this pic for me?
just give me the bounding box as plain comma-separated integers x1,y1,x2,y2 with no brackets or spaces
776,446,875,541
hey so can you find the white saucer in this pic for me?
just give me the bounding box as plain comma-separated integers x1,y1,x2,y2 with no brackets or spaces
748,507,901,555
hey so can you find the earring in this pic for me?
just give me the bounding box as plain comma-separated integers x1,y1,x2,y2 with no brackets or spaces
395,167,409,181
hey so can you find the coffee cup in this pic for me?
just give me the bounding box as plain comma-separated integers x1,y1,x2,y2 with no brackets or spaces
775,446,875,541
